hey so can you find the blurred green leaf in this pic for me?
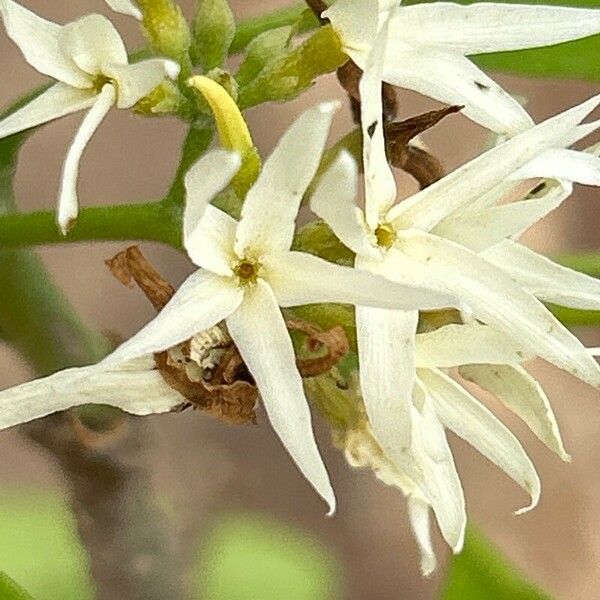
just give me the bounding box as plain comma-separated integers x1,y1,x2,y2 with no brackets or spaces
444,528,553,600
0,573,35,600
0,492,92,600
410,0,600,80
195,513,342,600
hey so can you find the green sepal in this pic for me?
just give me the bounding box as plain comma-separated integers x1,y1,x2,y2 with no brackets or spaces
192,0,236,71
238,25,348,109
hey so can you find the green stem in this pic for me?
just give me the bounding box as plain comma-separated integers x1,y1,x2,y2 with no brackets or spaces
0,202,181,250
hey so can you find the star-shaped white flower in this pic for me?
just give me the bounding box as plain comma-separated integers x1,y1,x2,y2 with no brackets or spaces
312,20,600,551
105,0,142,20
325,0,600,134
0,0,178,232
0,102,454,514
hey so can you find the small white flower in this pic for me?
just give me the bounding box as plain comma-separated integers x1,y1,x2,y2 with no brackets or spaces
325,0,600,134
104,0,142,20
312,21,600,560
0,102,454,514
0,0,178,232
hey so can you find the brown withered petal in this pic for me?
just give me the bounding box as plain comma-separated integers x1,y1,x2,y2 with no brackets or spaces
154,350,258,425
106,246,176,311
286,318,350,378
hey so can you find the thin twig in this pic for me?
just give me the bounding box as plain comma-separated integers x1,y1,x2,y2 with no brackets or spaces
24,415,184,600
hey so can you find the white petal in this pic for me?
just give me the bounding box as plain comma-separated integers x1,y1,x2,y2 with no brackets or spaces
392,231,600,387
460,363,569,461
433,182,571,253
310,151,377,257
105,0,142,20
183,149,241,272
105,59,180,109
186,206,238,276
394,3,600,55
101,269,243,368
380,47,533,135
323,0,378,55
411,388,466,552
58,14,127,75
0,360,182,431
263,250,456,310
360,11,398,229
57,84,116,234
0,83,96,139
512,149,600,186
356,305,417,455
388,95,600,231
226,280,335,513
484,240,600,311
234,102,339,256
416,323,533,368
408,498,437,577
0,0,91,87
420,368,540,514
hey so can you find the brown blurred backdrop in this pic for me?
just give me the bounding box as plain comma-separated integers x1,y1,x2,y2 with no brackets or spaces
0,1,600,598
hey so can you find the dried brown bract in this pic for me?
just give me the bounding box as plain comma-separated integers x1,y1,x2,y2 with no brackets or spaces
385,105,462,188
287,318,350,378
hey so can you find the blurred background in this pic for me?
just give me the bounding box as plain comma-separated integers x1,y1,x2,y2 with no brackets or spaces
0,1,599,598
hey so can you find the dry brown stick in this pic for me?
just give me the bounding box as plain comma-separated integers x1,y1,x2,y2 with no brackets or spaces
24,414,184,600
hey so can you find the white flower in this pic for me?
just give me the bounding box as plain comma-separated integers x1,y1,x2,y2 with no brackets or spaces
312,21,600,562
325,0,600,134
0,102,454,514
0,0,178,232
105,0,142,20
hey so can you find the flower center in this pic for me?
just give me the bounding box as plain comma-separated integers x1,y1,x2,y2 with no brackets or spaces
92,74,116,94
374,224,396,249
234,259,259,284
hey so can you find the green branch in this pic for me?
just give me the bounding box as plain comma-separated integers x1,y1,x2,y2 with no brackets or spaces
0,202,182,250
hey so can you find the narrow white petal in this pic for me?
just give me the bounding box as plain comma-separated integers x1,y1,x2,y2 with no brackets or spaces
310,151,377,257
0,0,91,87
263,250,456,310
512,149,600,186
380,47,533,135
408,498,437,577
227,280,335,513
416,323,533,368
433,182,571,253
183,149,241,272
357,305,417,454
57,84,116,234
484,240,600,311
460,363,569,461
0,83,96,140
105,0,142,20
234,102,339,256
421,368,540,514
388,95,600,230
101,270,243,368
58,14,127,75
392,231,600,387
105,59,180,109
411,389,466,552
0,361,182,431
323,0,378,54
394,3,600,55
186,206,238,276
360,12,398,229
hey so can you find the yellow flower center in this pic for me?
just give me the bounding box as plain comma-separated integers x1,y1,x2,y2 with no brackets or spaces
374,224,396,249
92,74,116,94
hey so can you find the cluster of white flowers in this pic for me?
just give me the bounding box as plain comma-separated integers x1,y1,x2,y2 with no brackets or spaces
1,0,600,575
